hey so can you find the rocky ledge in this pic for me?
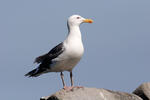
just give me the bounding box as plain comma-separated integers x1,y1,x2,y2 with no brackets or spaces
40,82,150,100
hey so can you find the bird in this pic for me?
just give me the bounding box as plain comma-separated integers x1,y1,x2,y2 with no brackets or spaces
25,15,93,90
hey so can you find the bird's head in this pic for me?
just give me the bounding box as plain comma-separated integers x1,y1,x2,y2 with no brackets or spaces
67,15,93,27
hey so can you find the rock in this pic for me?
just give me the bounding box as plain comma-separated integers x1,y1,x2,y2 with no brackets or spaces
133,82,150,100
40,87,142,100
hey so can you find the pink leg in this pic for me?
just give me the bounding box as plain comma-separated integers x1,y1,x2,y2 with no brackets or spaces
70,71,84,89
60,72,73,90
60,72,66,88
62,72,74,91
70,71,74,87
61,71,83,91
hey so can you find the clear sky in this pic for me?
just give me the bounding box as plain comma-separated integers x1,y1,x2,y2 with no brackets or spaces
0,0,150,99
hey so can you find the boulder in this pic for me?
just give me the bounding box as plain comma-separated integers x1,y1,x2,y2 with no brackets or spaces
133,82,150,100
40,82,150,100
41,87,142,100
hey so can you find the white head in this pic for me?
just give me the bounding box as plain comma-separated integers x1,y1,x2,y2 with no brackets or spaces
67,15,93,27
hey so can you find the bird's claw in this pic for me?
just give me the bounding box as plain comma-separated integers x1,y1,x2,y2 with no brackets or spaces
63,86,83,91
63,86,74,91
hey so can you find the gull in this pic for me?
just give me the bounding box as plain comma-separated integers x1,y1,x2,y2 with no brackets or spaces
25,15,93,90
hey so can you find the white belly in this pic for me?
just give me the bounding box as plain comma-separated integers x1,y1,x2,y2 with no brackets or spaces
49,40,84,72
50,57,81,72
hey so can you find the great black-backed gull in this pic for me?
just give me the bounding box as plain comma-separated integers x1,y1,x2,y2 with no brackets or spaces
25,15,93,90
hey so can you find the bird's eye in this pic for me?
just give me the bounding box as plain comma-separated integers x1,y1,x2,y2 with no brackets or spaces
76,17,80,19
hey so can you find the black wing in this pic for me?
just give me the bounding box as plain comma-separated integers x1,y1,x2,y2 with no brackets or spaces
34,42,64,64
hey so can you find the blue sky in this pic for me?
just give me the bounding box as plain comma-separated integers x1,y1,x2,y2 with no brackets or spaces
0,0,150,99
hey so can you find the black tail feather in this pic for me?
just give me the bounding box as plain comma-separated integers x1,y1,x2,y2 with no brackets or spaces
25,68,40,77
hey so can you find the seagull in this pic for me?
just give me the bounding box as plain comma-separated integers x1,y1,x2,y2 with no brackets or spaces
25,15,93,90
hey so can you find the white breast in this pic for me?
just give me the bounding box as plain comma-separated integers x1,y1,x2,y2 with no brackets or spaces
64,37,84,59
49,24,84,72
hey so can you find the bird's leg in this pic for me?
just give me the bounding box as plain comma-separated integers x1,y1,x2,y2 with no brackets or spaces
60,72,66,88
70,71,83,89
60,72,73,90
61,71,74,91
70,71,74,87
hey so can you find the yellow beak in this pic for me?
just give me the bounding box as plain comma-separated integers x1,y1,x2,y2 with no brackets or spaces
83,19,93,23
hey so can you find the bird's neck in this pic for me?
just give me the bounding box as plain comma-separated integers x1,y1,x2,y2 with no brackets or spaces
67,25,82,39
65,25,82,44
